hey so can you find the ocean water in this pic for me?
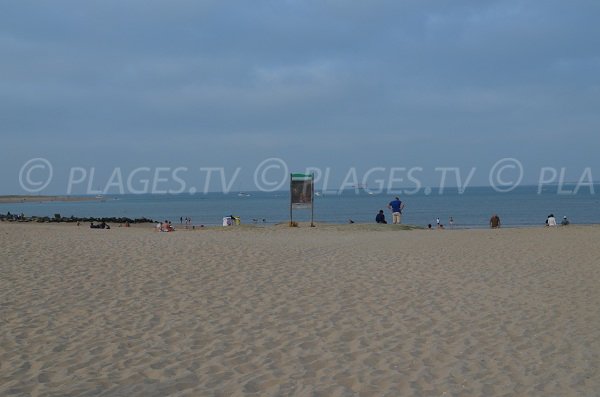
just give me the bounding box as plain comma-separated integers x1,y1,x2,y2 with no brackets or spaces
1,185,599,228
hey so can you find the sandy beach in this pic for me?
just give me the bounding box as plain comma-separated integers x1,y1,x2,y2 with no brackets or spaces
1,222,599,396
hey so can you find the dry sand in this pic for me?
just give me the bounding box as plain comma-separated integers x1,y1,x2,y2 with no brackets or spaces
1,222,599,396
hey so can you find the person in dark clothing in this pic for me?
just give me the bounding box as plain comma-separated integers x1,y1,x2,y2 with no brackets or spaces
376,210,387,224
490,214,501,228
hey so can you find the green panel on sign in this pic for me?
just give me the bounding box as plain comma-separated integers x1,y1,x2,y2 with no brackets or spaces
291,173,313,180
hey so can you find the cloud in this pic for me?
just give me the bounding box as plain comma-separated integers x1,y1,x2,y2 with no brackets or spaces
0,0,599,192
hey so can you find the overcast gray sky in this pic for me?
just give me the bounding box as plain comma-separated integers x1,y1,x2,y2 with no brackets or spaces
2,0,599,194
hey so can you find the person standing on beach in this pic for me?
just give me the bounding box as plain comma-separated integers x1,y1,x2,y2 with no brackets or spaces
387,197,405,224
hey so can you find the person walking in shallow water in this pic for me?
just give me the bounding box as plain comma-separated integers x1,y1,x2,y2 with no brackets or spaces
387,197,405,224
490,214,501,228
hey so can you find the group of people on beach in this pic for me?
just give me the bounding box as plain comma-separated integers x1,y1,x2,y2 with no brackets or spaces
374,197,572,229
490,213,571,228
157,220,175,232
180,217,193,228
427,217,453,230
376,197,454,229
375,197,405,225
158,217,205,231
546,214,570,227
489,213,571,229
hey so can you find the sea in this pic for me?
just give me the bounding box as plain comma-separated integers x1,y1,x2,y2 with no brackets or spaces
1,185,599,228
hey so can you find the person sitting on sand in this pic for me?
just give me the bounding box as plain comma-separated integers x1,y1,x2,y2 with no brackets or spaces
376,210,387,224
490,214,501,228
561,216,570,226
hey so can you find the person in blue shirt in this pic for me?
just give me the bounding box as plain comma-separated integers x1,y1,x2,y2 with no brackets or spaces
387,197,405,224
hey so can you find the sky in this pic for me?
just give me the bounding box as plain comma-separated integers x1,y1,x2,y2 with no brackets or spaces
1,0,599,194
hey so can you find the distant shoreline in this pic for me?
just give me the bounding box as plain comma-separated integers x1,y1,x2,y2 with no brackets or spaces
0,218,594,231
0,195,100,204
